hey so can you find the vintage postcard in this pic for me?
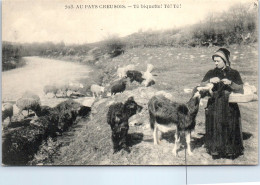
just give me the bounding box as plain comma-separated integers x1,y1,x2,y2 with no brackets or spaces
2,0,258,165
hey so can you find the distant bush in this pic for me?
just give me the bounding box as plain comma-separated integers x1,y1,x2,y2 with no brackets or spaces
2,42,26,71
102,36,125,57
190,3,258,46
121,2,257,48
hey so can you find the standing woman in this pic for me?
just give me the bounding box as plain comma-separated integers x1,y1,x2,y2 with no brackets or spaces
202,48,244,159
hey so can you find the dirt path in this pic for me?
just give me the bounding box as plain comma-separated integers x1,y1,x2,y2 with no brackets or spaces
2,57,91,106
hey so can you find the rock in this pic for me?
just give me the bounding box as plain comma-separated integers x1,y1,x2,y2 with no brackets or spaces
56,91,66,98
112,58,120,62
131,57,139,63
82,97,95,107
46,93,55,98
66,90,74,97
155,91,173,100
184,88,193,93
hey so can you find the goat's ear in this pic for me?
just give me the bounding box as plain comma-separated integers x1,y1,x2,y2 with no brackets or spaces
115,116,120,122
127,96,134,101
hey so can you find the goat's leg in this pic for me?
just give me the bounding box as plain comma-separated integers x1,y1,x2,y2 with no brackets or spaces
153,124,159,145
172,128,180,156
112,134,120,153
158,131,162,144
186,131,193,156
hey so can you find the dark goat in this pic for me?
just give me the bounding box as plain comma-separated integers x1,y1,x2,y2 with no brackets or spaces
111,78,128,95
148,86,211,156
107,97,142,153
126,70,144,84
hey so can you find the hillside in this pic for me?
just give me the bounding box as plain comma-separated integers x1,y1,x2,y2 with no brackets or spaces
31,44,258,165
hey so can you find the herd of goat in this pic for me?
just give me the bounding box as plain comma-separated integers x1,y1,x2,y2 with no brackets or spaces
2,63,215,156
106,64,214,155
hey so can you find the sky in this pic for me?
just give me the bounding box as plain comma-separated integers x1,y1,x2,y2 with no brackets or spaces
2,0,256,44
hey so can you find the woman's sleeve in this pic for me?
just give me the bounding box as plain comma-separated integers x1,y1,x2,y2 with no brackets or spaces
230,70,244,93
232,70,243,85
201,70,213,82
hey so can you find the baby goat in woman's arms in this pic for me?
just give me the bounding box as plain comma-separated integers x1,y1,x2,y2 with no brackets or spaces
148,86,211,156
107,97,142,153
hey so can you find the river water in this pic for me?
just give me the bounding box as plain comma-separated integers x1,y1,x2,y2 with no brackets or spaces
2,57,92,105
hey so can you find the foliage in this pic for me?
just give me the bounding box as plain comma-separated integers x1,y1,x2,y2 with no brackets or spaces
2,100,90,165
2,42,25,71
1,2,257,70
29,137,62,165
191,3,258,46
2,123,47,165
102,36,125,57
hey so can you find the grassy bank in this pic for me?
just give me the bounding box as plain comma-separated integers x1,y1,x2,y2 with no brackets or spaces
2,58,26,71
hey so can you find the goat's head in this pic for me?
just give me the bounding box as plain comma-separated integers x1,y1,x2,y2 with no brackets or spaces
121,77,129,84
192,83,214,99
32,104,42,116
146,64,154,72
124,96,143,117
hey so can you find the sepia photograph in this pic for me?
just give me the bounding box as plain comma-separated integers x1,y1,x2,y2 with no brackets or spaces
2,0,258,166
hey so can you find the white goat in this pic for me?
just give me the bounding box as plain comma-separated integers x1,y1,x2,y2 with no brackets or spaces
2,103,13,125
43,85,59,97
142,64,155,87
117,64,135,78
16,92,41,117
90,84,105,98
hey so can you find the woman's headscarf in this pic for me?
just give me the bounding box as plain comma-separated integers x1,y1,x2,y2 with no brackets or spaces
212,48,231,66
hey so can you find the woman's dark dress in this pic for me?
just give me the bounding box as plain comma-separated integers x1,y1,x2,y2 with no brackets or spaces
202,67,244,158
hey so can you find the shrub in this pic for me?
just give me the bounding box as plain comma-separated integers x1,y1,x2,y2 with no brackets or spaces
190,3,258,46
2,42,26,71
2,99,90,165
102,36,125,58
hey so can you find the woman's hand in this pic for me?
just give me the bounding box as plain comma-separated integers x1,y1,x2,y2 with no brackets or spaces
221,78,232,85
210,77,220,83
